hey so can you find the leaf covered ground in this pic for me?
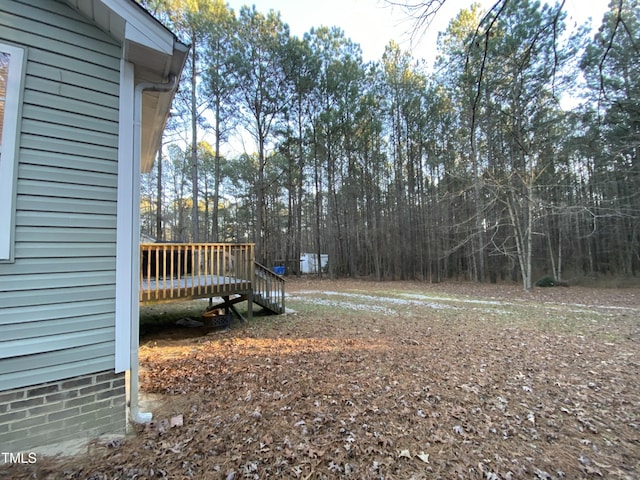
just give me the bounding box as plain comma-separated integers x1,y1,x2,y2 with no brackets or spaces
3,279,640,479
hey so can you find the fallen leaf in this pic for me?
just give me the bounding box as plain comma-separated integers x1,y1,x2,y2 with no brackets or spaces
398,449,411,459
534,468,552,479
416,452,429,463
170,414,183,428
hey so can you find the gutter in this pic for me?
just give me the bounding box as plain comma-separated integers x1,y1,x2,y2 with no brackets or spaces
129,75,178,424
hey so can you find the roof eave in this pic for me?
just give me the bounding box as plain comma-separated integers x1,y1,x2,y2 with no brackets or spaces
63,0,189,171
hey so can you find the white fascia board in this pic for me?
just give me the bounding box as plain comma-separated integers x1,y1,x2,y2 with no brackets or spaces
124,22,173,56
101,0,174,55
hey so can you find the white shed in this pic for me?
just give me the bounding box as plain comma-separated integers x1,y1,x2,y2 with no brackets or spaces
300,253,329,274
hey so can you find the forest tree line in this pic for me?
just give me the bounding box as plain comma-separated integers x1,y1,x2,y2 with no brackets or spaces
138,0,640,289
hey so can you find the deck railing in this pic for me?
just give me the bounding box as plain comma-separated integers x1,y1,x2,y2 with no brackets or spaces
254,262,286,314
140,243,254,303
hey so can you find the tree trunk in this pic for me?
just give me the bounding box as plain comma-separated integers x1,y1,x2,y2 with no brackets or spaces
213,99,221,242
471,128,486,282
191,31,199,243
255,133,266,263
156,149,163,240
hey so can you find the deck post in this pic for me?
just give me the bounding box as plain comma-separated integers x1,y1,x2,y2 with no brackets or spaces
247,289,253,321
222,295,230,317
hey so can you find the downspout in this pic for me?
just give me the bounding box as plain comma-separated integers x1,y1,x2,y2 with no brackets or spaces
130,75,177,424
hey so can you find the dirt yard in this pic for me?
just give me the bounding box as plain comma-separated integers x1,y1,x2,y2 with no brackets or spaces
3,279,640,479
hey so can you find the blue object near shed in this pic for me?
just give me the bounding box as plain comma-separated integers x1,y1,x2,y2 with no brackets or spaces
274,266,285,275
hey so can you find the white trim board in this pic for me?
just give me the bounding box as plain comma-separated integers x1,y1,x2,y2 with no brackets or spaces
114,59,135,372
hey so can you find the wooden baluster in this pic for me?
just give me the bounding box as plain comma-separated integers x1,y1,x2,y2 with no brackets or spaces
197,244,202,296
153,246,159,301
190,244,195,297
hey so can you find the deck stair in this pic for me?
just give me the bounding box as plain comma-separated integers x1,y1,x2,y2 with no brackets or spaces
252,262,286,314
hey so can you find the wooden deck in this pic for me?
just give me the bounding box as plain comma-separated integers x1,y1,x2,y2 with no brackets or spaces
139,243,285,317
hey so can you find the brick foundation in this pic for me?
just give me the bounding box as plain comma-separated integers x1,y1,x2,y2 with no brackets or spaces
0,371,126,452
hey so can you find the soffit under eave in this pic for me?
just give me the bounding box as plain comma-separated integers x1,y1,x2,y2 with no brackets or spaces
64,0,174,53
140,90,168,173
136,39,189,173
63,0,183,80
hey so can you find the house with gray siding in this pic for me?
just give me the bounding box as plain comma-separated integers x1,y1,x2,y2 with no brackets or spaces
0,0,188,452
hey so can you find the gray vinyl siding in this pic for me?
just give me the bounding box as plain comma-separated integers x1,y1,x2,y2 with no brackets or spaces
0,0,122,391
